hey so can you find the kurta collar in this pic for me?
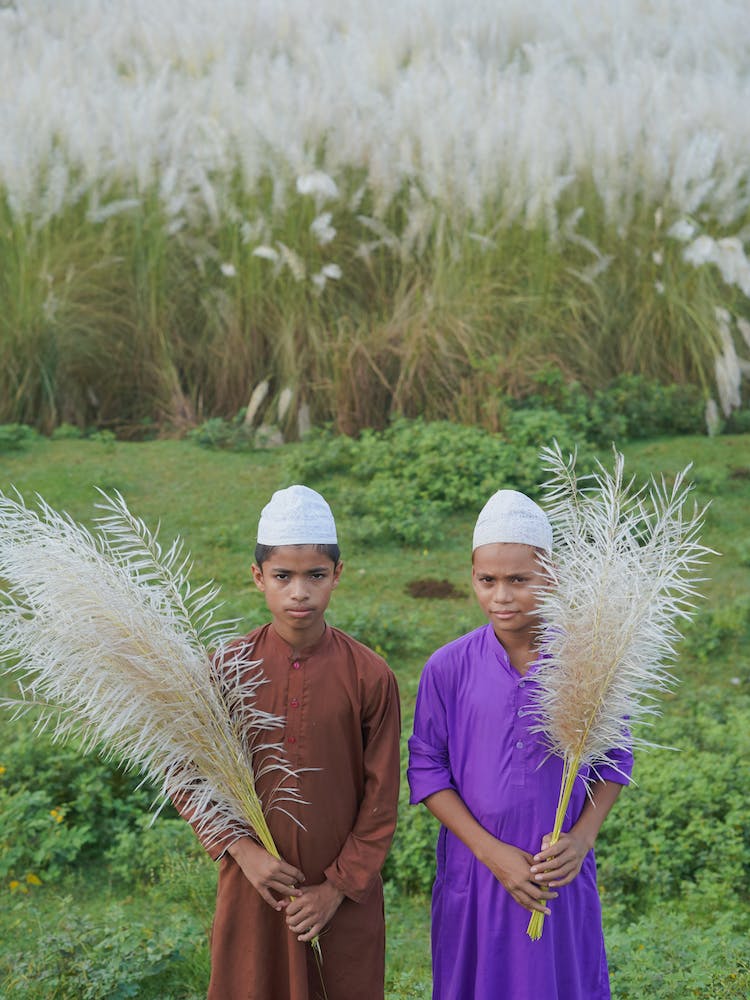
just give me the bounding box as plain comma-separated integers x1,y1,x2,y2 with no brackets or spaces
267,621,333,661
484,623,542,680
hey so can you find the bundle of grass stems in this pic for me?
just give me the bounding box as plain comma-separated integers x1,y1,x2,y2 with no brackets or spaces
0,489,327,969
525,443,711,941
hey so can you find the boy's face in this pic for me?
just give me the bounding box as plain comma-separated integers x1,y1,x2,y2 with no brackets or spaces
251,545,342,649
471,542,547,646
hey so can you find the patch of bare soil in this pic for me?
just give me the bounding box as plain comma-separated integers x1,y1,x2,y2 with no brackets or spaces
406,578,465,599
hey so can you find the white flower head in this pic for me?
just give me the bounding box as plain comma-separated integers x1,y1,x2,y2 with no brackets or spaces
668,219,697,243
310,212,336,245
220,263,237,278
296,172,339,203
705,397,722,435
252,245,280,263
683,235,717,267
277,243,306,282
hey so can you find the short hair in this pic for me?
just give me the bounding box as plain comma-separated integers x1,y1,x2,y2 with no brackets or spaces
254,542,341,568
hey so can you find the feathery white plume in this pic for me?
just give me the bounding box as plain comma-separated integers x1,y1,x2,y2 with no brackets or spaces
0,489,303,857
525,443,711,939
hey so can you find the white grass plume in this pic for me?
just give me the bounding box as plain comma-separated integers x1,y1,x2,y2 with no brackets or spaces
525,442,712,939
0,488,303,857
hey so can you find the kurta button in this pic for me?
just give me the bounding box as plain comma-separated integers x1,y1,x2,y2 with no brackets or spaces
292,661,301,670
288,736,297,744
290,698,299,708
516,740,524,749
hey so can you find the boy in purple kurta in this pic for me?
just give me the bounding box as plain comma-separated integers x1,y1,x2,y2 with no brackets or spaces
407,490,632,1000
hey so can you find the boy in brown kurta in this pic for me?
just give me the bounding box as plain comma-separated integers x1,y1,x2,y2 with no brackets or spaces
182,485,401,1000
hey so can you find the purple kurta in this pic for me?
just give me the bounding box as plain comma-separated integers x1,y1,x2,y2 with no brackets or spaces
407,624,633,1000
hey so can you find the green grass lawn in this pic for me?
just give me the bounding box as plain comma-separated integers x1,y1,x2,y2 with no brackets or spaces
1,433,749,998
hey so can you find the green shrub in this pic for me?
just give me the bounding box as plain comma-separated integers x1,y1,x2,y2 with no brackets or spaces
383,794,440,895
50,422,84,440
331,604,427,661
597,689,750,923
595,374,705,440
606,909,750,1000
0,786,91,884
517,368,706,445
285,416,595,546
0,423,38,452
1,732,165,867
1,903,206,999
188,411,260,451
104,815,206,886
681,596,750,665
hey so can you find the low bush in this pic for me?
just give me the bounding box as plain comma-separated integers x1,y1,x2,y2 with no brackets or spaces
0,786,90,885
104,815,206,886
1,731,166,875
606,909,750,1000
516,369,706,445
596,687,750,923
0,424,38,452
0,902,207,1000
284,416,595,546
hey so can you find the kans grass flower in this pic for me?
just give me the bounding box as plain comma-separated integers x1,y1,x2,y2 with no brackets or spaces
525,443,712,940
0,489,304,861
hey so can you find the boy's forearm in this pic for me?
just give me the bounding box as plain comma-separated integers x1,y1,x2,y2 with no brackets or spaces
423,788,499,865
570,779,624,850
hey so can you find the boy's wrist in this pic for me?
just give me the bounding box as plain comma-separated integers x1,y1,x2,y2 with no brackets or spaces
472,828,501,867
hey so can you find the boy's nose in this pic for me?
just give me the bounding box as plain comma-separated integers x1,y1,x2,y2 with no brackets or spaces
495,584,512,603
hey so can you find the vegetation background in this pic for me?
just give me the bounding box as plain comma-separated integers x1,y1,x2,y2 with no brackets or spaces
2,0,750,439
2,0,750,997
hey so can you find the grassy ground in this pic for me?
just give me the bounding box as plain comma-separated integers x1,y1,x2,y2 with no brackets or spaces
1,432,748,997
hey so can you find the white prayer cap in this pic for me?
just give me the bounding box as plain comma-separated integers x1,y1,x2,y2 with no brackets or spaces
257,485,338,546
472,489,552,553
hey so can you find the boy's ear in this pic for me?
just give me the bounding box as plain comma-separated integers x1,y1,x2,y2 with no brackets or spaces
251,562,265,591
332,560,344,588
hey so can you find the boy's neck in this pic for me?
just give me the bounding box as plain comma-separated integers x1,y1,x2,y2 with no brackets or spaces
493,630,538,676
271,618,327,655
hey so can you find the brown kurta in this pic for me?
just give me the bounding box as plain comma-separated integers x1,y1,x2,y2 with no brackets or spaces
187,623,401,1000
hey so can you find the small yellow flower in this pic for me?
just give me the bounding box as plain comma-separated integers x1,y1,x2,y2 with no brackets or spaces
9,880,28,894
0,765,6,776
49,808,64,823
25,873,42,886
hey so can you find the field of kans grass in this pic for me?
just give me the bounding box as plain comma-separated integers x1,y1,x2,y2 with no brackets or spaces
2,0,750,433
2,0,750,230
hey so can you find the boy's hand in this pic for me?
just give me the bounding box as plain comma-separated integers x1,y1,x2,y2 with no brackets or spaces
530,830,590,887
227,836,305,910
285,880,345,942
482,839,558,915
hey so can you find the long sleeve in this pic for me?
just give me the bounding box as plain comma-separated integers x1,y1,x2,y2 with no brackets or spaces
323,668,401,902
407,654,455,805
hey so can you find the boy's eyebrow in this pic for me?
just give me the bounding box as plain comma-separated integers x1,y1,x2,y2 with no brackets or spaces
268,564,332,573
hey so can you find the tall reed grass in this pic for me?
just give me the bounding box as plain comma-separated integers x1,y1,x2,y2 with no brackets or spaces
2,0,750,433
